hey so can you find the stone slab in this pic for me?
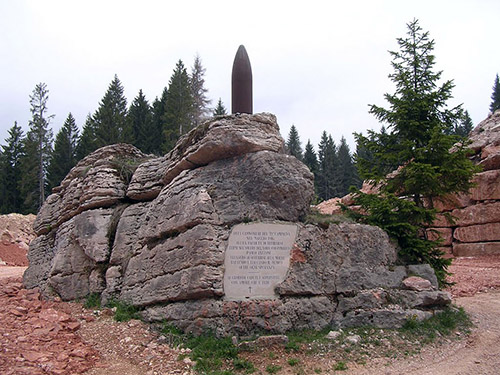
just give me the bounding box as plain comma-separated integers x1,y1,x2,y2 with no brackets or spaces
224,222,297,300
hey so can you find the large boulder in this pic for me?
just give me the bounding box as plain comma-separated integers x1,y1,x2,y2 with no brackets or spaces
25,113,448,336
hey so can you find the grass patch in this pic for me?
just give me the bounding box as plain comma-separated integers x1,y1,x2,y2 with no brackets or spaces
287,358,300,366
304,208,354,228
106,299,140,322
333,361,348,371
186,333,239,374
83,292,101,309
266,364,282,374
401,307,472,341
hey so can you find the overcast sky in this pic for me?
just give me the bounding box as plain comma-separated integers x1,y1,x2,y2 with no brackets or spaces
1,0,499,152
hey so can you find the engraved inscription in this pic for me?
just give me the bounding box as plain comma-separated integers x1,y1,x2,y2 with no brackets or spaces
224,223,297,300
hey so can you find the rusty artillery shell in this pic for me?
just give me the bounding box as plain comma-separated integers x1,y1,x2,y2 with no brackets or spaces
231,45,253,114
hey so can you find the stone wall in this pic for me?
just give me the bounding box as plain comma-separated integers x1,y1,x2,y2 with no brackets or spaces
430,110,500,257
24,113,450,336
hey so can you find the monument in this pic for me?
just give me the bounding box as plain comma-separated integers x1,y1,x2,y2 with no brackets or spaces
231,45,253,114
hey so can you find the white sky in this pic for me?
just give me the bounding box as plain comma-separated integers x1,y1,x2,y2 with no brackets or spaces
1,0,499,152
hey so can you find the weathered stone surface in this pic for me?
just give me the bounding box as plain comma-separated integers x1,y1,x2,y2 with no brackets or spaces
468,110,500,153
434,202,500,227
453,242,500,257
431,193,472,212
161,113,284,186
139,151,313,243
426,227,453,246
126,156,169,201
406,264,439,288
470,169,500,201
338,309,432,329
120,224,226,306
34,144,148,235
402,276,433,292
454,222,500,243
23,234,56,292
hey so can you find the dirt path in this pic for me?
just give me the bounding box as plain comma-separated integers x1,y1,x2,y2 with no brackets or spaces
1,256,499,375
344,291,500,375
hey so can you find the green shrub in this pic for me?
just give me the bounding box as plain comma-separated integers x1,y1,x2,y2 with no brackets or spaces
84,293,101,309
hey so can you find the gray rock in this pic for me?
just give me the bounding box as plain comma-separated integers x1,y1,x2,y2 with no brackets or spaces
326,330,341,340
23,233,56,293
407,264,439,288
345,334,361,344
161,113,284,186
139,151,313,243
34,144,148,235
127,156,169,201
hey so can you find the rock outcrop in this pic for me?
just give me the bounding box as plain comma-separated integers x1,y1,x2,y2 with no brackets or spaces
25,113,449,336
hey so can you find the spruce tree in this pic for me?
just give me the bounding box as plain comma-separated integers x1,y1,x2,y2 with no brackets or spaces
93,75,128,147
336,136,357,196
76,114,98,161
490,73,500,113
454,110,474,137
151,88,168,155
317,132,338,200
19,83,54,213
190,54,211,128
0,122,24,213
213,98,227,116
164,60,193,150
286,125,303,160
303,139,319,197
352,19,479,283
48,113,79,189
128,89,155,153
303,140,318,176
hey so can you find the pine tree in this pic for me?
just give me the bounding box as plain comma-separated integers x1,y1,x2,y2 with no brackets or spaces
336,136,358,196
76,114,98,161
164,60,193,150
303,139,319,196
286,125,303,160
128,89,155,153
352,19,479,283
19,83,54,213
151,88,168,155
190,54,211,128
454,110,474,137
317,132,338,200
48,113,79,189
213,98,227,116
490,73,500,113
93,75,128,147
0,122,24,213
303,140,318,176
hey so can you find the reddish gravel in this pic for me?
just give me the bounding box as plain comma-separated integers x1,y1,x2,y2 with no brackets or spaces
447,255,500,297
0,243,28,266
0,276,99,375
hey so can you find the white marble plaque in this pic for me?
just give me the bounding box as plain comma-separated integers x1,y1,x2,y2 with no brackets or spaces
224,222,298,300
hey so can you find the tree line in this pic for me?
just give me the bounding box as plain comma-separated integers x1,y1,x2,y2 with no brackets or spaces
1,45,498,216
0,55,228,214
